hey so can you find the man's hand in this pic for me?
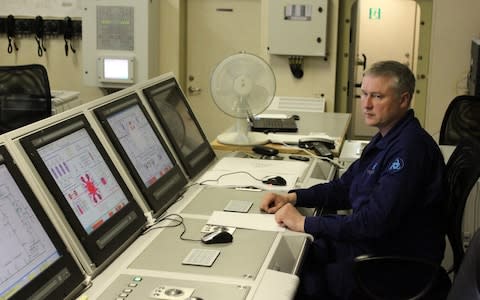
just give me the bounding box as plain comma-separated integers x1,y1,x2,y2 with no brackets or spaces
260,192,296,214
275,203,305,232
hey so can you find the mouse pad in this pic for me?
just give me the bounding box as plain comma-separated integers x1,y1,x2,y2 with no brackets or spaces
224,200,253,213
182,249,220,267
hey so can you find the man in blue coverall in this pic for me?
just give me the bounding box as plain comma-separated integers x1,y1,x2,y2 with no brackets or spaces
260,60,446,299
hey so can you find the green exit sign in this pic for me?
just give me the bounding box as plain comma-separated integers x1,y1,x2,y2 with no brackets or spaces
369,8,382,20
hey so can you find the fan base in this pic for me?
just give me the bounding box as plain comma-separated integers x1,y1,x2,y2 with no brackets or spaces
217,131,269,146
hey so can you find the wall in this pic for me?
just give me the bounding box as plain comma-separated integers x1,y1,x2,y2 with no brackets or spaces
0,38,104,103
0,0,182,104
1,0,479,135
426,0,480,137
261,0,339,111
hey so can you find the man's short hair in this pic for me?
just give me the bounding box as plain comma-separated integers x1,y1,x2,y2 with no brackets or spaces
364,60,416,99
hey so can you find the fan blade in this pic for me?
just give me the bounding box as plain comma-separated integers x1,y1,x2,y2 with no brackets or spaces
245,84,272,114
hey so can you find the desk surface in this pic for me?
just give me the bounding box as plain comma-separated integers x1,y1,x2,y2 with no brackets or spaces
211,111,351,156
79,182,311,300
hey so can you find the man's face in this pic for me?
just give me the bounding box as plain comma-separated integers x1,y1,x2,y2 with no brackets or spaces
360,74,410,136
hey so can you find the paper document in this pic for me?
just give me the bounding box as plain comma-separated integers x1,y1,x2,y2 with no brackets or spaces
197,170,297,191
255,113,289,119
207,211,286,232
267,133,338,145
195,157,308,191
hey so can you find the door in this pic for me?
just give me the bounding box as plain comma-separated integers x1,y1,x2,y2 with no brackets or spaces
186,0,261,142
348,0,418,138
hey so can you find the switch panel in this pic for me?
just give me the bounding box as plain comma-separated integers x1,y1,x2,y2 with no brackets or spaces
268,0,328,56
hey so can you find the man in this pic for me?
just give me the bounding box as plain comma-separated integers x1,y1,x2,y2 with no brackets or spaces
260,61,446,299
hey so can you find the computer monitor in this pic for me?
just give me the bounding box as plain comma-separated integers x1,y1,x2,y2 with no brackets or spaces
94,93,188,215
142,78,216,178
20,115,146,268
0,145,84,299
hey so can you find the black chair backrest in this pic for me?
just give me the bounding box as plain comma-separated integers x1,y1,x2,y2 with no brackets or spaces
0,64,52,134
439,95,480,145
444,138,480,274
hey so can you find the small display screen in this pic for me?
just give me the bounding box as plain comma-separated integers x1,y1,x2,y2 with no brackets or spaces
104,58,129,80
0,164,60,298
106,104,174,188
36,128,129,234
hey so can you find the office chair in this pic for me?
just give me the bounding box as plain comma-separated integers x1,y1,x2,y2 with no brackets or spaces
0,64,52,134
446,228,480,300
353,138,480,300
439,95,480,145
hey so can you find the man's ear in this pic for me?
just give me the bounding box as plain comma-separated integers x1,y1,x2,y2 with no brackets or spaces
399,92,411,108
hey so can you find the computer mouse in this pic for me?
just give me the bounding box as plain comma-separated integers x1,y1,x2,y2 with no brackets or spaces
262,175,287,186
201,230,233,244
292,114,300,120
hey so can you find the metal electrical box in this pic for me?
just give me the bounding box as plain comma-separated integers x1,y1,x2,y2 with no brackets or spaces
268,0,328,56
82,0,160,88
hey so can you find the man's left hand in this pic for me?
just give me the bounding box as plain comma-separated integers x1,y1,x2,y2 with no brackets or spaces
275,203,306,232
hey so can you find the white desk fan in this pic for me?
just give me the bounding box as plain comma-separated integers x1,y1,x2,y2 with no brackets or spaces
210,52,276,145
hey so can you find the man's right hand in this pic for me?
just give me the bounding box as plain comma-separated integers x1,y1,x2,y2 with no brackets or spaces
260,192,296,214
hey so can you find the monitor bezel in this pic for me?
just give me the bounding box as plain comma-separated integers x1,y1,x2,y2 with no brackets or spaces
93,93,188,215
0,145,85,300
20,114,146,267
142,77,216,178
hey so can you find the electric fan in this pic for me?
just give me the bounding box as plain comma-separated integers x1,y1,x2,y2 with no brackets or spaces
210,52,276,145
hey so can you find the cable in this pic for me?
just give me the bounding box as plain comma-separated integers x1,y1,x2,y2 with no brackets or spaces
197,170,264,185
141,213,202,242
141,213,183,235
288,56,304,79
279,143,345,169
302,149,344,169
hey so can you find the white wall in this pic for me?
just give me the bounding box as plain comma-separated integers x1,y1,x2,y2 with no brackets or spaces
1,0,479,135
262,0,339,111
426,0,480,137
0,38,104,103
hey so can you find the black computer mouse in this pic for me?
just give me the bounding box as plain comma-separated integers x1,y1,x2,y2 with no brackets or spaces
292,114,300,120
201,230,233,244
262,175,287,186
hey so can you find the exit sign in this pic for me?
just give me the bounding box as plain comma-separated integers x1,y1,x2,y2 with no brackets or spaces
369,8,381,20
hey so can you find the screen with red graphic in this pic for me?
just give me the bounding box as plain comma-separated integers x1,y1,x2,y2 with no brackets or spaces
20,115,146,267
36,128,129,234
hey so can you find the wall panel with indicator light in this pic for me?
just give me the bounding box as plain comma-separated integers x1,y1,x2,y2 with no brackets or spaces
82,0,160,89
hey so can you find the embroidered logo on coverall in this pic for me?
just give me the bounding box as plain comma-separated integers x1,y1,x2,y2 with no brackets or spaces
388,158,404,173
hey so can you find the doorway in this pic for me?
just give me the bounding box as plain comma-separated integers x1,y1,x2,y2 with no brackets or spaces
347,0,420,139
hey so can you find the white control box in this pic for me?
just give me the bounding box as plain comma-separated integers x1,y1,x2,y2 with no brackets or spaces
268,0,328,56
82,0,160,88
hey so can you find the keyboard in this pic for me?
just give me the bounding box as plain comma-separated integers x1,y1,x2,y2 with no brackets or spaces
251,117,298,132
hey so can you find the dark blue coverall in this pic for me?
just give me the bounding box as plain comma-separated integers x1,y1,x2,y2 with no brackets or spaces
292,109,446,299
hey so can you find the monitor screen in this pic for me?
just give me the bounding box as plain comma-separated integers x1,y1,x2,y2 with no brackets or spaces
20,115,146,267
94,93,188,215
104,58,129,80
0,145,84,300
142,77,216,178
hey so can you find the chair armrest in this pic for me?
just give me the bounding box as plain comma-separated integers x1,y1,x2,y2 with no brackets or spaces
353,255,449,300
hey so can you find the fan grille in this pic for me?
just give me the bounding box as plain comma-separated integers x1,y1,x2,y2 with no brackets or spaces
210,52,276,119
